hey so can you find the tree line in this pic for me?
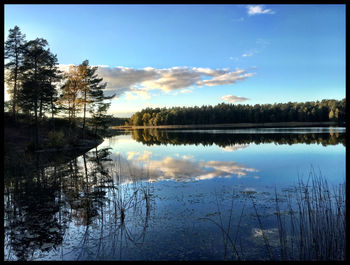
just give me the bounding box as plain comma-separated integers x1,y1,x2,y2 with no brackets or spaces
5,26,114,148
127,99,346,126
130,129,345,147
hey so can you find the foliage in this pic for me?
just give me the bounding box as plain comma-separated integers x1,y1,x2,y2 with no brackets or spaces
130,129,345,147
4,25,26,118
108,117,129,126
5,26,112,149
128,99,346,126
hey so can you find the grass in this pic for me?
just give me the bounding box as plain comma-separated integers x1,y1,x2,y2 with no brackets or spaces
200,170,345,261
274,172,346,260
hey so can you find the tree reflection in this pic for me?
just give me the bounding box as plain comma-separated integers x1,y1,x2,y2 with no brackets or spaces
130,129,345,147
4,155,65,260
4,146,154,261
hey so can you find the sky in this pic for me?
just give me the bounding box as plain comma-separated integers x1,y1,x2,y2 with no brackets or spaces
4,4,346,117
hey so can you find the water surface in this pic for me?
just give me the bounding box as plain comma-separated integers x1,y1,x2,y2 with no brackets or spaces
4,127,345,260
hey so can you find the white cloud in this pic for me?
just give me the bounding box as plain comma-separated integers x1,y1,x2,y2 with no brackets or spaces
126,88,151,100
97,66,159,97
127,150,152,161
241,39,270,58
180,88,193,94
197,70,253,87
220,144,249,152
58,64,75,73
137,150,152,161
58,64,254,101
182,155,194,160
247,5,275,16
150,157,203,181
242,49,259,57
221,94,250,103
109,152,258,183
199,160,257,180
127,151,139,160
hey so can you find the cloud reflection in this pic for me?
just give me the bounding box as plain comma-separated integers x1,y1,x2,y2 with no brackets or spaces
110,152,258,183
220,144,249,152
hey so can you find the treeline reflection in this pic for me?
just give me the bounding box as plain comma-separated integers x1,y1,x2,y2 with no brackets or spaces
4,147,153,261
130,129,345,147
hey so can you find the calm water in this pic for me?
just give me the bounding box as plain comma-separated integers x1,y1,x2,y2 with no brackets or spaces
4,127,345,261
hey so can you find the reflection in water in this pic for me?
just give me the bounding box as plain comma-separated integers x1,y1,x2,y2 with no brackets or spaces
220,144,249,152
4,147,153,261
130,128,345,147
4,165,64,260
109,152,258,182
4,128,345,261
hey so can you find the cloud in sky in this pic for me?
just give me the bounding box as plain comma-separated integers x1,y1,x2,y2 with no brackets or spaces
241,38,271,58
59,65,254,100
247,5,275,16
242,50,256,57
221,94,250,103
197,70,254,87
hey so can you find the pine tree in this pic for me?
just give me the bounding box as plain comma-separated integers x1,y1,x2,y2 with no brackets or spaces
5,26,26,119
17,38,55,148
87,64,115,137
78,60,91,136
45,52,63,129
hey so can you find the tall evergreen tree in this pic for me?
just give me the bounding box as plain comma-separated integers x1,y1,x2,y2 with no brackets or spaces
17,38,55,148
44,52,63,129
86,65,115,137
78,60,91,136
4,26,26,119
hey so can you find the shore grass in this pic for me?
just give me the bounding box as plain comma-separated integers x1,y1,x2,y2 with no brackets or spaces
200,171,345,261
274,173,346,260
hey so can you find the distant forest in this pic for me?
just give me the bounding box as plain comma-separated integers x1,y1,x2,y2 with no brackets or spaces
126,99,346,126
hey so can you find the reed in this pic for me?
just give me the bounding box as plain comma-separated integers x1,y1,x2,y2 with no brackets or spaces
272,172,346,260
200,170,345,261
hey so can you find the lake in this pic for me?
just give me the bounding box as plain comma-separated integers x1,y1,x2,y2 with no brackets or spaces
4,127,346,261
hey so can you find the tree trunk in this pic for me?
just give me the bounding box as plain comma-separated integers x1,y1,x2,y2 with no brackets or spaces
50,75,55,131
72,94,76,127
12,64,18,121
34,59,39,149
50,94,55,131
34,99,39,149
83,154,88,182
39,94,43,119
82,89,87,139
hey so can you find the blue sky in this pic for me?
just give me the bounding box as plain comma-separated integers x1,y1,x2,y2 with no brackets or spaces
4,4,346,117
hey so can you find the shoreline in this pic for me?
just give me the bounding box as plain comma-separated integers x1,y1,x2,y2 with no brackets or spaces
111,121,345,130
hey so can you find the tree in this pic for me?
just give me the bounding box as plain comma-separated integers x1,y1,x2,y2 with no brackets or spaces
5,26,26,119
142,113,151,126
17,38,56,148
127,99,346,126
78,60,90,135
45,52,63,126
59,65,84,126
87,65,115,137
